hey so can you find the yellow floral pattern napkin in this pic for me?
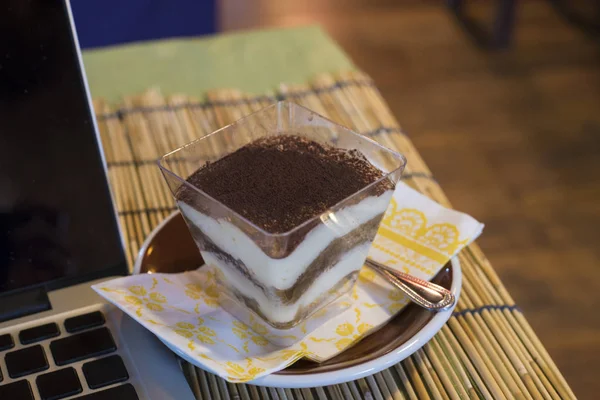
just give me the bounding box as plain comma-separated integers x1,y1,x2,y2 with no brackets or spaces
93,182,483,383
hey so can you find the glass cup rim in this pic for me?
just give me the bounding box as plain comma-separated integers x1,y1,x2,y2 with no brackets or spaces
157,101,408,238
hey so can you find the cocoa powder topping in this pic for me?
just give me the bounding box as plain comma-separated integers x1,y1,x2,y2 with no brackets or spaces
178,134,390,233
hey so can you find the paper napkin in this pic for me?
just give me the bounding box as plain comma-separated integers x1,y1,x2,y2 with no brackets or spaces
93,182,483,383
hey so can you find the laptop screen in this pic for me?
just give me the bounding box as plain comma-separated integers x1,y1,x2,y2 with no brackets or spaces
0,0,128,296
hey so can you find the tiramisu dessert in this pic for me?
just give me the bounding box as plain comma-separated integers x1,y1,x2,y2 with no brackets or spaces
173,134,400,329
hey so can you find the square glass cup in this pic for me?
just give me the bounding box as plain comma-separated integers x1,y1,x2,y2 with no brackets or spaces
158,101,406,330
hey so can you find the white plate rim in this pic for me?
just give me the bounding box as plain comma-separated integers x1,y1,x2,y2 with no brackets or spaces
134,211,462,388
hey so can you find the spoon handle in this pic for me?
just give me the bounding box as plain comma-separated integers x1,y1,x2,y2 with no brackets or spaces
365,258,456,312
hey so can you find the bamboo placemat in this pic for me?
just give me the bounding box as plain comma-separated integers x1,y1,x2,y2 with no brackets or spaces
93,71,576,400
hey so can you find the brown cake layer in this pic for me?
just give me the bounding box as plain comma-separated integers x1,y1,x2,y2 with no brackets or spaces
219,271,359,329
176,134,393,234
184,212,383,304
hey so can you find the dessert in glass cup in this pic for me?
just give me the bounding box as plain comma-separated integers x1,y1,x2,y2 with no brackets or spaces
159,102,406,329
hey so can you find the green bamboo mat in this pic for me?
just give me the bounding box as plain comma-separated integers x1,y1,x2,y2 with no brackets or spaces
93,71,576,400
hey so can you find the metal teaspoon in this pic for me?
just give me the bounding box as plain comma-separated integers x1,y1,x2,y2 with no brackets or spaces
365,258,456,312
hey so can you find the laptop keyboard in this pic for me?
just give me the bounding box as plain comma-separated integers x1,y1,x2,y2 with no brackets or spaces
0,310,139,400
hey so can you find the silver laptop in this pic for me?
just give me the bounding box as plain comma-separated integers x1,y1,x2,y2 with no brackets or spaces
0,1,195,399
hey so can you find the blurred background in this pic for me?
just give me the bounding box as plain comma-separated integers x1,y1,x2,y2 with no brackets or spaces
71,0,600,397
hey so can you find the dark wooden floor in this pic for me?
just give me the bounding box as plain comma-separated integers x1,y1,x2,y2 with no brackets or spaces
220,1,600,397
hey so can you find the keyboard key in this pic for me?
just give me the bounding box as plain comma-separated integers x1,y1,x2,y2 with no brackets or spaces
73,383,138,399
0,379,34,399
5,344,49,378
0,333,14,351
64,311,105,333
19,322,60,345
50,327,116,366
37,367,82,400
82,355,129,389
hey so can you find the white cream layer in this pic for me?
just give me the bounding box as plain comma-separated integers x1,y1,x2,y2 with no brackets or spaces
178,190,392,291
203,242,371,324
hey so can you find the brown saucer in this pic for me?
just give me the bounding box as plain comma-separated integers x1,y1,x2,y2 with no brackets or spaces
135,212,456,376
